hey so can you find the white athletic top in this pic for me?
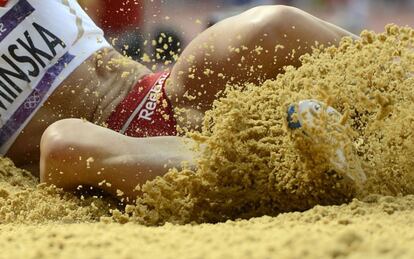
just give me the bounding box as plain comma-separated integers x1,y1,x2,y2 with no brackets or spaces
0,0,110,154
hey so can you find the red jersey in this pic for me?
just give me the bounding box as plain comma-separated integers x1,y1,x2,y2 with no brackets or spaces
99,0,143,33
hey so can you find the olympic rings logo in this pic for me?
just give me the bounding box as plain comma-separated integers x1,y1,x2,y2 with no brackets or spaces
24,91,41,110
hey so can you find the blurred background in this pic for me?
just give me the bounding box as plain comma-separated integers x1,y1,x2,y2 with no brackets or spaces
77,0,414,67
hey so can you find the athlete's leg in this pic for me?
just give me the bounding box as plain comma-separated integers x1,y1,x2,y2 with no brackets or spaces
168,5,357,113
40,119,198,203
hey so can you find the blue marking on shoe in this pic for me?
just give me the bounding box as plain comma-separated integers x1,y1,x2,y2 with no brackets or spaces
287,104,301,129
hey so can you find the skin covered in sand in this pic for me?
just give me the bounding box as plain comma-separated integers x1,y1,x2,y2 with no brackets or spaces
168,5,357,119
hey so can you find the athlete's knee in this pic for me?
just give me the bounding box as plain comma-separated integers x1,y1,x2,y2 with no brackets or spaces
40,119,84,181
41,119,83,155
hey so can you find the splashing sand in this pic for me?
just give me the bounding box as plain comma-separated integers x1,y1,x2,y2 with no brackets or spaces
1,25,414,258
121,24,414,225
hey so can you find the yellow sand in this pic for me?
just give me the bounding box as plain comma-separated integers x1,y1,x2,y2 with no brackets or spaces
2,192,414,258
123,24,414,225
2,25,414,258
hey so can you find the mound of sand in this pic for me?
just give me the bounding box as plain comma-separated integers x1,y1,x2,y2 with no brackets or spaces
122,25,414,225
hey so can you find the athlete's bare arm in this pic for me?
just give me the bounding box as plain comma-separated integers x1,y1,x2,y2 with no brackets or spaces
40,119,198,203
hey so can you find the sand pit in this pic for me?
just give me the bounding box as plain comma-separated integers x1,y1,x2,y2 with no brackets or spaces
2,25,414,258
2,195,414,258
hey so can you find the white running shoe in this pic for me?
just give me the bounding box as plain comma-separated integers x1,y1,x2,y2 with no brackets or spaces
287,99,366,184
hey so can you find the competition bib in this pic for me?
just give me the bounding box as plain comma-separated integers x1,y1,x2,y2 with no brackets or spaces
0,0,109,154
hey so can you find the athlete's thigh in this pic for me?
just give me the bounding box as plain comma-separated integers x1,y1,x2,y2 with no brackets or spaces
167,5,354,113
